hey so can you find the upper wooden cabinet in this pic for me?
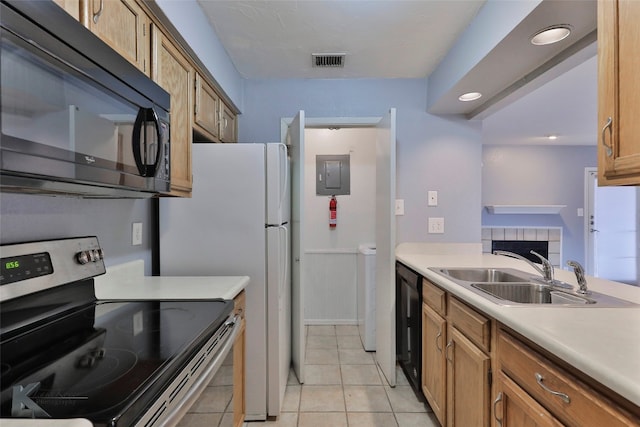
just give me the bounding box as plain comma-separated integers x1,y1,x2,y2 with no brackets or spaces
85,0,150,76
52,0,80,20
598,0,640,185
152,27,194,197
194,72,221,141
220,103,237,143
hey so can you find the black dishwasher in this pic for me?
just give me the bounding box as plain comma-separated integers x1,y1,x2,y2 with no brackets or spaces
396,262,424,401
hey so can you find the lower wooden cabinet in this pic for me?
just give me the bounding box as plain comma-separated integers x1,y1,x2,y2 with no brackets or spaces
497,329,640,427
494,372,563,427
52,0,80,20
422,302,447,425
446,326,491,427
232,290,246,427
420,276,492,427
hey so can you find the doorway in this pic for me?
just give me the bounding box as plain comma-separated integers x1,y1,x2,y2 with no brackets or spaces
585,168,638,285
282,111,398,386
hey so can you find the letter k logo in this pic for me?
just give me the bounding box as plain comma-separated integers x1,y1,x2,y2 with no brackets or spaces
11,382,50,418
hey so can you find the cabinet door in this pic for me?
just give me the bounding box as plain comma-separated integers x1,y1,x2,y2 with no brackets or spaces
152,28,193,196
86,0,149,75
494,372,564,427
422,303,447,426
446,326,491,427
194,73,221,140
220,103,237,143
52,0,80,20
598,0,640,185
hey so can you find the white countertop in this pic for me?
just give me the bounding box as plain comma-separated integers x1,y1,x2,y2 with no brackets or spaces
94,260,249,300
395,243,640,408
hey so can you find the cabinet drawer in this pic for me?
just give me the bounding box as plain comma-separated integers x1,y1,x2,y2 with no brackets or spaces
448,297,490,352
422,278,446,316
498,332,640,427
234,290,246,320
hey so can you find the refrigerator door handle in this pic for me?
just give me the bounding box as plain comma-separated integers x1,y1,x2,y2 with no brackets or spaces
279,225,288,295
278,143,288,215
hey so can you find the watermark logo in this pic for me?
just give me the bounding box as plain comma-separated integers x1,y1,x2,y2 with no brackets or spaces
11,382,50,418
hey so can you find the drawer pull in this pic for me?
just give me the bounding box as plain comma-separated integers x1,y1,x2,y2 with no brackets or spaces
445,340,454,362
435,331,443,352
535,372,571,404
493,392,503,427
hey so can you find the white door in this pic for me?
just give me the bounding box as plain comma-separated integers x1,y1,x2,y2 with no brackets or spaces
375,108,397,386
288,111,306,383
586,169,638,284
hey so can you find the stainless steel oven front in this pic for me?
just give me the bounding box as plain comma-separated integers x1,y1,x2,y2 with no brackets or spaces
0,237,238,426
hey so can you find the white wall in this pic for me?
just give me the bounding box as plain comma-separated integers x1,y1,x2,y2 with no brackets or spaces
303,128,377,323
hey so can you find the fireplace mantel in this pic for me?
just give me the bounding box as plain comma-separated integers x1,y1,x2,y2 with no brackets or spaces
485,205,566,214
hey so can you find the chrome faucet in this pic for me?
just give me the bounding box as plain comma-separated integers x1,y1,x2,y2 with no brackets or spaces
493,250,555,282
567,260,590,295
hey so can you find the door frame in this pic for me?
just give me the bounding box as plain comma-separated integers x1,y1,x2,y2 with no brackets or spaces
584,167,597,275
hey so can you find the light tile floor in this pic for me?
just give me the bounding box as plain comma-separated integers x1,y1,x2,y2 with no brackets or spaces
178,325,440,427
263,325,440,427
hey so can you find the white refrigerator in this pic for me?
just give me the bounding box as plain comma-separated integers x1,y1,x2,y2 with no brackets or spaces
159,143,291,420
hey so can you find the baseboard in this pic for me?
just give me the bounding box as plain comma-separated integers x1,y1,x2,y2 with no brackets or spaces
305,319,358,326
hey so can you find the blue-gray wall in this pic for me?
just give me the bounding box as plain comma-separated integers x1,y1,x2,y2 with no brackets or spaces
482,144,597,265
240,78,483,244
0,193,154,273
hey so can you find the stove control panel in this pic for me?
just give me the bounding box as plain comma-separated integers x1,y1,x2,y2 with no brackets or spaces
0,236,106,301
1,252,53,286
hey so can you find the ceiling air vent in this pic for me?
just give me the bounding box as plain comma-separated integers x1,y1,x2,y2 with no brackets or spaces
312,53,345,68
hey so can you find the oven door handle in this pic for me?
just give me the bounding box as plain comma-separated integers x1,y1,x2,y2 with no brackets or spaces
155,315,241,427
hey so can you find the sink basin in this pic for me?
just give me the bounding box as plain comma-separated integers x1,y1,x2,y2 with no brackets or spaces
471,282,594,305
429,266,638,307
433,268,529,283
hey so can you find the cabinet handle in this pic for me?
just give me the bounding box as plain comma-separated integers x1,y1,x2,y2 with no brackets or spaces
445,340,454,362
535,372,571,404
435,330,443,352
93,0,104,24
493,392,503,427
601,116,613,157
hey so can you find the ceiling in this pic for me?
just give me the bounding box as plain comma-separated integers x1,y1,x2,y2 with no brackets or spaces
197,0,598,146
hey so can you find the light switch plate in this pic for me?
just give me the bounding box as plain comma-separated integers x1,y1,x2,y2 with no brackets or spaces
428,190,438,206
428,217,444,234
132,222,143,246
395,199,405,215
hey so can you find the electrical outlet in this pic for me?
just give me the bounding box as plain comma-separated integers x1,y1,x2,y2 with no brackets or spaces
428,217,444,234
428,190,438,206
132,222,143,246
395,199,405,215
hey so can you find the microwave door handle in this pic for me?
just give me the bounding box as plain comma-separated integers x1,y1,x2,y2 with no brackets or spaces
145,108,162,177
132,108,162,177
132,108,146,176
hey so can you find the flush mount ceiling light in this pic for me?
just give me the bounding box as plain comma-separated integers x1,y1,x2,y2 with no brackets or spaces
547,135,558,140
530,25,572,46
458,92,482,102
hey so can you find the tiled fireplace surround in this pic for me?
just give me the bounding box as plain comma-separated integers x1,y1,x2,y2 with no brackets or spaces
482,227,563,267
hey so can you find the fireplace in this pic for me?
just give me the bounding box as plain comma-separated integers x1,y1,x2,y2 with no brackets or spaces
482,227,562,267
491,240,548,263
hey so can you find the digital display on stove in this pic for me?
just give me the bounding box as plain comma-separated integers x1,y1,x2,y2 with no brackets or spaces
0,252,53,286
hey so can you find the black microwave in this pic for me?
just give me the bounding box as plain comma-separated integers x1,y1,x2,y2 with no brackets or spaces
0,0,171,198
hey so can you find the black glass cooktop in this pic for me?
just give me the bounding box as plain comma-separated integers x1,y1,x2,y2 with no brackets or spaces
0,298,232,426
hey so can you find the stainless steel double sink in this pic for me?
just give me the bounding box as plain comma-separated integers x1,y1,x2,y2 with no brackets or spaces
429,267,637,307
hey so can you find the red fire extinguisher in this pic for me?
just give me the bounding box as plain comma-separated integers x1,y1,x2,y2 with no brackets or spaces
329,195,337,228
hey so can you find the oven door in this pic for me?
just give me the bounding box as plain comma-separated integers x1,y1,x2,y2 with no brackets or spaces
137,313,241,427
0,1,170,197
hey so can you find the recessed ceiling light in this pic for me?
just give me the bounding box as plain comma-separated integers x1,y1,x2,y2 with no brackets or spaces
547,135,558,140
531,25,572,46
458,92,482,102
